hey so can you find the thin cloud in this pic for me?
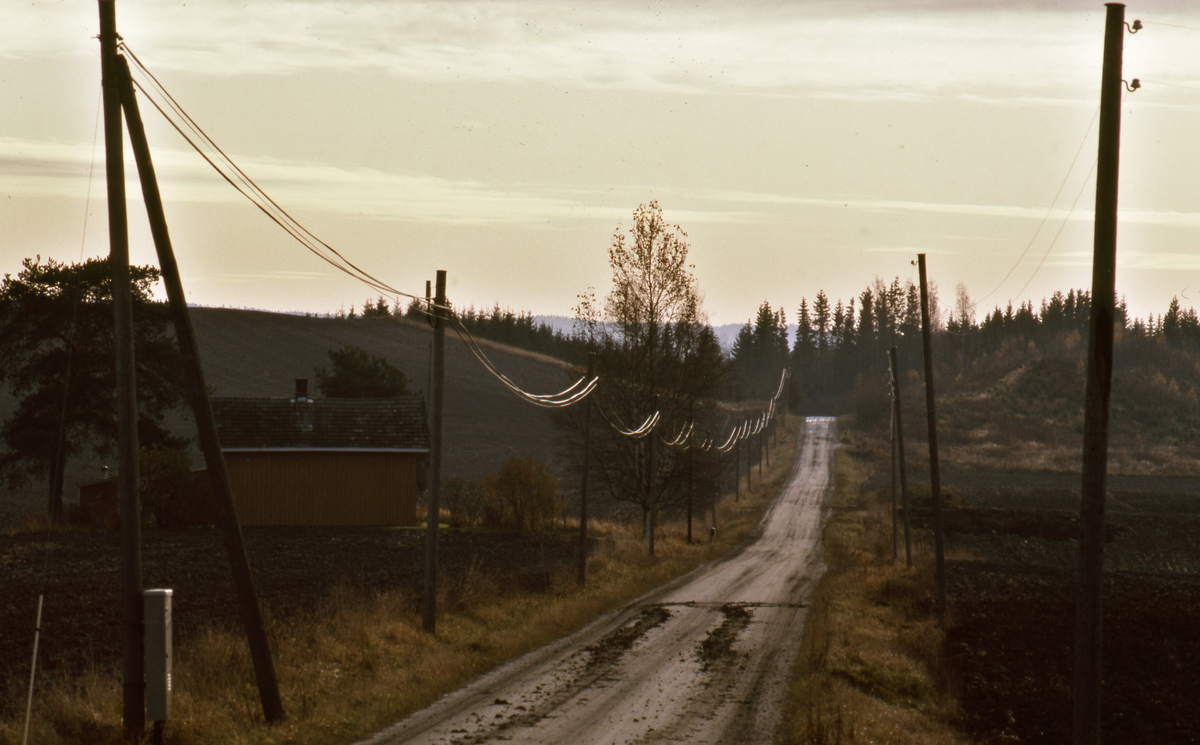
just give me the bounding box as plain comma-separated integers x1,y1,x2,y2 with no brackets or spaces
10,131,1198,236
696,188,1200,229
1122,252,1200,271
1,2,1123,96
0,133,786,228
862,246,944,254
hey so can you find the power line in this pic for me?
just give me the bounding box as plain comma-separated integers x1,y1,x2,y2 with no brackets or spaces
1140,78,1200,93
1010,157,1099,301
26,81,107,745
1008,89,1131,304
121,43,598,410
447,313,598,408
972,104,1101,310
660,421,695,447
1145,19,1200,32
595,399,661,438
121,43,408,303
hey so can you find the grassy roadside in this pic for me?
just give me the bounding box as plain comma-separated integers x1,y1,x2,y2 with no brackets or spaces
4,417,801,745
779,425,966,745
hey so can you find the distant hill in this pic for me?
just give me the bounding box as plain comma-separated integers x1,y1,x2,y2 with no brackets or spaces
1,308,580,529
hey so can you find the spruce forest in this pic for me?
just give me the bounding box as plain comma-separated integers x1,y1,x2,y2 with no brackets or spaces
348,276,1200,476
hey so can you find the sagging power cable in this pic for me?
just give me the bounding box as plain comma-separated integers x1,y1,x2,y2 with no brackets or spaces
595,396,661,439
121,43,411,304
120,43,599,410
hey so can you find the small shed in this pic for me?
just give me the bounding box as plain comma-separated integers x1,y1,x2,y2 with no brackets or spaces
210,383,429,526
79,475,119,528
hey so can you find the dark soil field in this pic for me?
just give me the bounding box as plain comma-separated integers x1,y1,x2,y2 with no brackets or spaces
918,471,1200,744
0,526,586,717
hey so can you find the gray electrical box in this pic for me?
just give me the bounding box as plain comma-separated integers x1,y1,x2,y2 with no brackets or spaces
144,589,173,721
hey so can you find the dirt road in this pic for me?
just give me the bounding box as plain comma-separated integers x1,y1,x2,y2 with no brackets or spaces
360,417,835,745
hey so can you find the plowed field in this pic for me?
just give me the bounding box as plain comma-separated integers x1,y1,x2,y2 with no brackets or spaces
915,472,1200,744
0,527,582,716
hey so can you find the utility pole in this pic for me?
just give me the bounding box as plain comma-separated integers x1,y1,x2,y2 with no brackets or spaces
98,2,143,736
757,427,763,474
423,270,446,633
708,431,717,535
578,353,595,585
746,424,752,489
743,422,749,487
752,421,760,485
918,253,947,619
1075,5,1132,743
117,56,284,722
647,394,658,558
425,280,433,420
49,410,68,517
891,384,899,562
889,347,913,568
734,432,740,502
686,445,693,544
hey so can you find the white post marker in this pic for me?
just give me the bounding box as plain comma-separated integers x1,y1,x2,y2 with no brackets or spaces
144,589,173,723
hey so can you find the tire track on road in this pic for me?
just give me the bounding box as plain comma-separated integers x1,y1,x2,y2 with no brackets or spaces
359,417,835,745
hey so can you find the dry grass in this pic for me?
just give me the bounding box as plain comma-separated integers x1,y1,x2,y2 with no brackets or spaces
3,419,801,745
9,505,95,536
779,428,967,745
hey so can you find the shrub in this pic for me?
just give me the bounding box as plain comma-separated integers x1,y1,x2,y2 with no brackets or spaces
904,481,964,509
443,475,485,528
140,446,212,528
481,457,561,532
851,373,892,427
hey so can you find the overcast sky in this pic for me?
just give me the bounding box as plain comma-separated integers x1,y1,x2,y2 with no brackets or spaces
3,0,1199,327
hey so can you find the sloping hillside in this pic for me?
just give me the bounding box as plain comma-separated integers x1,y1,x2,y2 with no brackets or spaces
1,308,579,529
190,308,575,479
861,331,1200,477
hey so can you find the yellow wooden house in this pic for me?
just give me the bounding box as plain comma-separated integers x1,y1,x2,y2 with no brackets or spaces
210,381,428,526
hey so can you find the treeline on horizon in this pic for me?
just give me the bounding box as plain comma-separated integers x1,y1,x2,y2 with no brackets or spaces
341,282,1200,410
731,278,1200,416
323,295,576,358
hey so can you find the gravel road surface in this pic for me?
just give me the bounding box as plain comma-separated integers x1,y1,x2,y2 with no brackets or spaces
359,417,835,745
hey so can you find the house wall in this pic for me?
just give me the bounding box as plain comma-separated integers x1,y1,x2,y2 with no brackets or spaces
223,451,421,526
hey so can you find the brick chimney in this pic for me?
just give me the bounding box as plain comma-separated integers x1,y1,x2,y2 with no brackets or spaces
295,377,309,402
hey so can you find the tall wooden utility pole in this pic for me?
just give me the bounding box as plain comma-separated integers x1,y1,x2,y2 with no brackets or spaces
745,421,753,490
117,56,284,723
423,270,447,633
1075,5,1132,743
706,431,717,535
890,386,899,562
733,431,740,502
425,280,434,417
917,253,947,619
578,354,595,585
647,394,658,557
758,425,764,476
98,2,143,736
686,445,694,544
889,347,913,568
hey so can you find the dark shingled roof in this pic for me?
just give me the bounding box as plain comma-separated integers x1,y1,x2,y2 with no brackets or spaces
210,397,429,452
